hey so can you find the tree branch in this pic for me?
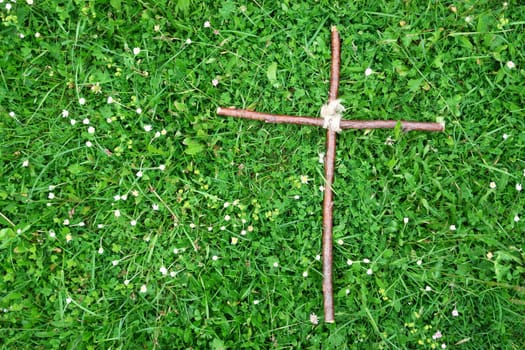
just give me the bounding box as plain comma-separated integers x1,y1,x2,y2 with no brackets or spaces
321,25,342,323
217,108,444,132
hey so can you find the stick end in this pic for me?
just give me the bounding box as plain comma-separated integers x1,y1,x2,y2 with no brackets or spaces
436,117,446,131
331,25,338,33
216,107,223,114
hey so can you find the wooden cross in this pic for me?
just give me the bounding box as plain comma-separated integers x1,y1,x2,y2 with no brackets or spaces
217,26,444,323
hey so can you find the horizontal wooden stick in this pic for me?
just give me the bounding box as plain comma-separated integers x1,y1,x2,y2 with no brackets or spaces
217,107,445,132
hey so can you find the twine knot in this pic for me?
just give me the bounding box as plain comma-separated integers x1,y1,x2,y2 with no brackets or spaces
321,99,345,133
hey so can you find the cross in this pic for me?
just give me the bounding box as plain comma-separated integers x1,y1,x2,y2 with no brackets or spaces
217,26,444,323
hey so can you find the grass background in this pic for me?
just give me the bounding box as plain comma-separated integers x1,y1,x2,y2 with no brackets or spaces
1,0,524,349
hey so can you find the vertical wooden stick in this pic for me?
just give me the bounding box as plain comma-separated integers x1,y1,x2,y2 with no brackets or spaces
322,26,341,323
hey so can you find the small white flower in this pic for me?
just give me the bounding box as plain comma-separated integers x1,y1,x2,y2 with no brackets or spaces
35,32,41,38
114,209,121,217
143,124,152,132
220,225,226,231
139,284,147,293
112,260,119,266
189,223,196,229
185,38,192,45
366,268,373,275
159,266,168,275
170,271,176,277
130,220,137,226
224,215,231,221
347,259,353,265
416,260,422,266
79,97,86,105
441,344,447,349
107,96,114,104
231,237,238,245
22,159,29,167
365,67,373,76
121,194,128,200
452,308,459,317
294,195,300,200
158,164,166,171
9,111,15,117
63,219,70,225
97,224,104,228
403,217,409,224
173,248,179,254
49,230,56,238
87,126,95,134
315,255,321,261
19,33,25,39
65,297,72,305
223,202,230,208
136,108,142,114
65,234,72,242
98,247,104,254
208,226,213,231
253,300,259,305
449,224,457,231
61,110,69,118
82,118,90,125
319,185,325,192
514,215,520,222
318,152,325,164
310,313,319,325
48,192,55,199
300,175,309,184
212,79,219,86
516,183,522,192
136,171,143,178
425,285,432,292
346,289,350,295
124,279,130,285
503,133,509,140
302,271,308,277
114,195,121,201
212,255,218,261
27,0,34,5
465,16,473,23
154,131,161,138
337,239,344,245
204,21,211,28
490,181,497,189
152,203,159,211
70,119,76,125
240,230,247,236
5,3,12,10
133,47,141,55
363,258,370,264
273,261,279,267
78,222,85,227
506,61,516,69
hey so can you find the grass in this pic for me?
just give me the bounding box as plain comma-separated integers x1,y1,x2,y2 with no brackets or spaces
1,0,524,349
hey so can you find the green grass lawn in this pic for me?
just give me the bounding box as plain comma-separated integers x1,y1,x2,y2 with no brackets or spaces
1,0,524,349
